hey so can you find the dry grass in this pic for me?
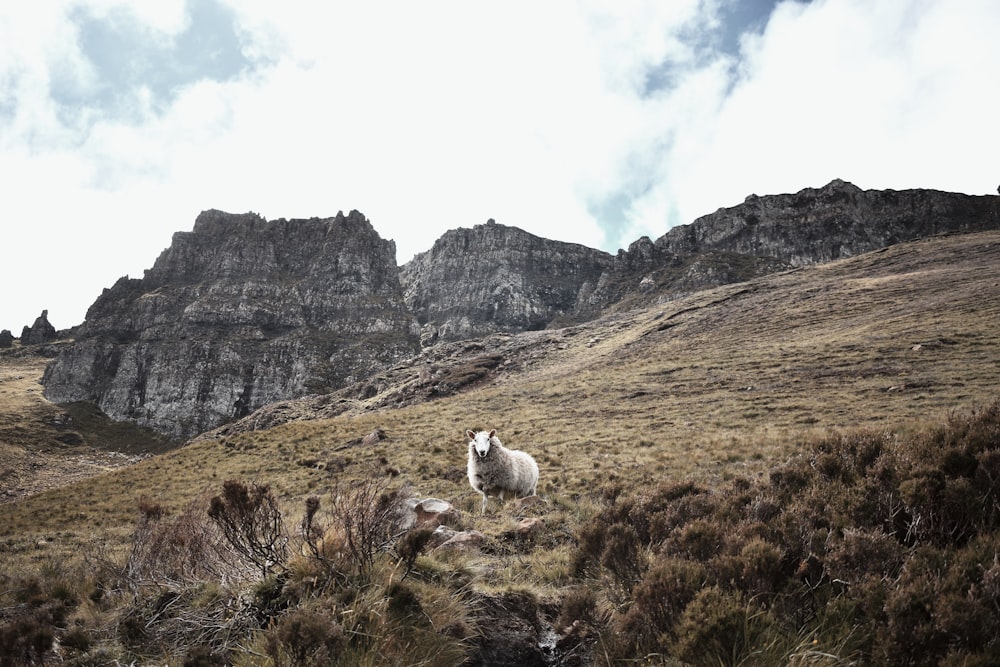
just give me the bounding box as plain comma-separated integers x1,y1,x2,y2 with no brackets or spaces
4,232,1000,561
1,231,1000,662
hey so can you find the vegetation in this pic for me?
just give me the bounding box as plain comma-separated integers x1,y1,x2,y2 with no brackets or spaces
571,401,1000,665
1,230,1000,664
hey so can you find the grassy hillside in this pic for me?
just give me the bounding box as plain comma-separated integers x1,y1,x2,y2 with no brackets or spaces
2,230,999,665
0,351,176,506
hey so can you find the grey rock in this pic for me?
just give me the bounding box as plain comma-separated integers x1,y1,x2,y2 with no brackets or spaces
586,179,999,308
400,220,614,342
657,178,998,265
43,210,420,438
20,310,58,345
41,182,1000,439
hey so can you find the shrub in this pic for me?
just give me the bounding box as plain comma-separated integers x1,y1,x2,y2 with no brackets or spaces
123,493,245,588
556,587,598,632
208,480,289,578
264,607,344,667
673,586,769,666
570,401,1000,665
609,557,708,659
323,469,411,578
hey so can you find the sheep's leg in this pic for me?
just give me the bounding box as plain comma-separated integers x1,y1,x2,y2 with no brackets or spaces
481,492,488,515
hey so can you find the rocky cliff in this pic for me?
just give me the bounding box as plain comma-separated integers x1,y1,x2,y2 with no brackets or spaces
41,181,999,438
657,179,998,262
43,210,420,438
585,179,999,309
399,219,614,343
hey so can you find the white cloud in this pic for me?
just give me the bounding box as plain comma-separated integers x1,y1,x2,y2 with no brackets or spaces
652,0,1000,225
2,0,999,333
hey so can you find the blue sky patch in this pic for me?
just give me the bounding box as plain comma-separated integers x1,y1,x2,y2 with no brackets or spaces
56,0,255,124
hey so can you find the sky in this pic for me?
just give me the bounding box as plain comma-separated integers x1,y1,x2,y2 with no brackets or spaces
2,0,999,333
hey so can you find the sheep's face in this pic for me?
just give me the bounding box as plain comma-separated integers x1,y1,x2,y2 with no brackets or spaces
467,429,496,458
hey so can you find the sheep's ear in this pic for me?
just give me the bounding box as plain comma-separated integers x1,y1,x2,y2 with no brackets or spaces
489,429,496,439
466,430,476,439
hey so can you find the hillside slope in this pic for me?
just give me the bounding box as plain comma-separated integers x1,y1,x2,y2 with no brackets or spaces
5,229,997,530
217,228,1000,450
40,182,999,440
3,229,999,665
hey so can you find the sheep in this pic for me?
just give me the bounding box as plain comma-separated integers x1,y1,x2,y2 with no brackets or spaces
466,429,539,515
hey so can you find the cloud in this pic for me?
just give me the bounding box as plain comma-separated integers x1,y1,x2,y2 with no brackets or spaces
1,0,999,333
643,0,1000,227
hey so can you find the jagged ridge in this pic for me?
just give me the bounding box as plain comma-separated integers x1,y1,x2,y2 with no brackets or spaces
42,180,999,438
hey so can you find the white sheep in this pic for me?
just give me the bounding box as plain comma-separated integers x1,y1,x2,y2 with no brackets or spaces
466,429,539,515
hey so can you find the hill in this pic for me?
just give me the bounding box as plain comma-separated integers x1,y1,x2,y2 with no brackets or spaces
39,180,999,438
2,229,999,664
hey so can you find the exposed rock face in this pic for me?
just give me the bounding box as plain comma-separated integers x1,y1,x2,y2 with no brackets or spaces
20,310,58,345
400,219,614,342
43,210,419,438
41,181,999,438
657,179,998,265
588,179,999,309
0,330,12,349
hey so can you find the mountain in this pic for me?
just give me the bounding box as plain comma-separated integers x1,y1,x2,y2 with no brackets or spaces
7,227,1000,665
400,219,614,343
586,178,999,309
41,181,999,437
42,210,420,438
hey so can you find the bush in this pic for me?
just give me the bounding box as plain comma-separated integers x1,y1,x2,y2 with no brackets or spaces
0,576,77,667
570,401,1000,665
264,607,344,667
673,586,771,666
208,480,289,579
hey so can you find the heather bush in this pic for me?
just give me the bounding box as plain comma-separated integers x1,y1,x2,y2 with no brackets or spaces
0,575,79,667
606,557,709,660
208,480,289,578
672,586,779,666
264,606,345,667
572,401,1000,665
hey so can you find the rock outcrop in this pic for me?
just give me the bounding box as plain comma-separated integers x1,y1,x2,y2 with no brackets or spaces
41,181,999,438
0,330,12,349
400,219,614,342
20,310,58,346
656,179,998,263
584,179,999,309
43,210,420,438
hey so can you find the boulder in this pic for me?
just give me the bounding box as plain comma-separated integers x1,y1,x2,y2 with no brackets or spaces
410,498,461,528
434,530,486,553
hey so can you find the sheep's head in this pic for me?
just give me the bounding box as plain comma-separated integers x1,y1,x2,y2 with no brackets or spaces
467,429,496,458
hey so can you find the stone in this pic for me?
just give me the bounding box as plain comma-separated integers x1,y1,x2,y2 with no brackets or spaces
42,210,420,438
361,428,389,446
0,329,12,348
426,525,459,548
400,220,614,343
433,529,485,553
515,517,545,539
411,498,460,528
21,310,57,345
